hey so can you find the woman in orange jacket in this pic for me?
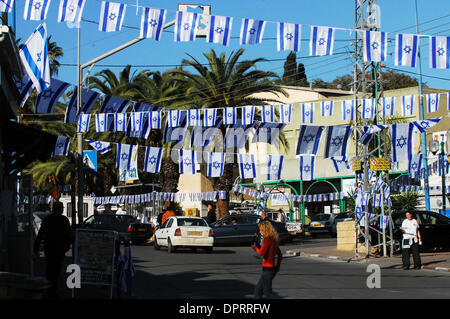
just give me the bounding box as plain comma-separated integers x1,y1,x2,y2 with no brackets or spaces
251,220,283,299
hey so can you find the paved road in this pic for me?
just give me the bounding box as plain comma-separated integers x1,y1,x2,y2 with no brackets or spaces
129,239,450,299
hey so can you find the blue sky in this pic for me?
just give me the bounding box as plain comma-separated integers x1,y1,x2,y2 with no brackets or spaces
12,0,450,90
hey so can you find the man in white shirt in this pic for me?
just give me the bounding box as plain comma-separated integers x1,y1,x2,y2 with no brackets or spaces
400,212,422,270
116,204,127,215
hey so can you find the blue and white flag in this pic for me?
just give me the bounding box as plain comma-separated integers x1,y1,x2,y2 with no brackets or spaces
391,123,414,162
203,108,217,127
382,96,395,116
65,88,100,124
87,140,111,154
374,176,385,192
34,78,70,113
279,104,292,123
57,0,85,23
296,125,325,156
174,11,200,42
412,117,441,133
429,36,450,69
0,0,14,12
224,107,237,125
262,105,275,123
252,122,285,145
24,0,51,20
140,7,166,41
114,112,126,132
363,30,387,62
150,111,161,129
324,126,352,158
143,147,163,173
179,149,197,175
395,33,419,67
321,101,334,117
238,153,256,179
116,144,137,171
99,95,130,113
310,26,335,56
362,98,375,119
380,216,390,230
99,1,126,32
95,113,108,132
15,75,34,108
187,109,201,126
409,154,422,178
277,22,301,52
52,136,71,156
359,125,387,146
207,15,233,46
77,113,90,133
299,156,315,181
242,106,255,125
131,112,144,132
268,154,284,180
426,93,440,113
383,185,391,202
167,110,181,128
207,152,225,178
301,102,314,124
240,18,266,45
331,157,350,173
401,95,415,116
341,100,355,121
19,23,50,93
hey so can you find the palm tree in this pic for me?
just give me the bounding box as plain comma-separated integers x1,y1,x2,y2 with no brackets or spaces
48,36,63,77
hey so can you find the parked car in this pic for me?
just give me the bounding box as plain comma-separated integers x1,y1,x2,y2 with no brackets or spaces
210,213,289,245
153,216,214,253
77,213,154,245
309,213,337,238
334,212,354,224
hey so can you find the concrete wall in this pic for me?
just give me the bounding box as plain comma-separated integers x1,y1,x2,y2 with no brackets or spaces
336,220,367,254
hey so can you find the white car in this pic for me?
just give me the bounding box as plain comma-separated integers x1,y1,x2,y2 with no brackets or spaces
153,216,214,253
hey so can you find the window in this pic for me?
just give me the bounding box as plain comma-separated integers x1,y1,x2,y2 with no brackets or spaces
66,203,88,218
177,218,207,227
161,219,169,229
420,213,444,225
167,219,174,228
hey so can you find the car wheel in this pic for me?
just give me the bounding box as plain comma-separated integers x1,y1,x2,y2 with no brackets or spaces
154,238,160,250
393,239,402,254
205,247,213,254
167,239,176,253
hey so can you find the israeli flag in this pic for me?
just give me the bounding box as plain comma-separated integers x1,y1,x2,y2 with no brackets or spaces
24,0,51,20
362,98,375,119
131,112,144,132
296,125,325,156
391,123,414,162
34,78,70,113
238,153,256,179
99,1,127,32
140,7,166,41
412,117,441,133
401,95,415,116
58,0,86,23
359,125,387,146
150,111,161,129
310,26,335,56
0,0,14,12
16,75,34,108
395,33,419,67
114,112,126,132
242,106,255,125
19,23,50,93
299,156,315,181
267,154,284,180
224,107,237,125
321,101,334,117
380,216,390,230
409,154,422,178
279,104,292,123
341,100,355,121
382,96,395,116
65,88,100,124
331,157,350,173
77,113,90,133
144,147,163,173
301,102,314,124
87,140,111,154
187,109,201,126
207,15,233,46
95,113,108,132
207,152,225,178
363,30,387,62
383,186,391,202
426,93,440,113
167,110,181,127
174,11,200,42
429,36,450,69
52,136,71,156
116,144,137,171
324,126,352,159
374,176,384,192
262,105,275,123
179,149,197,175
277,22,301,52
203,108,217,127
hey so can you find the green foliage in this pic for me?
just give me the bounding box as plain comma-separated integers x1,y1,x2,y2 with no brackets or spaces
391,192,420,211
279,52,308,87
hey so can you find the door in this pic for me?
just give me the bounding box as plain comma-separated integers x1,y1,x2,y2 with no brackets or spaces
236,216,260,244
212,216,239,244
420,212,450,249
157,219,172,246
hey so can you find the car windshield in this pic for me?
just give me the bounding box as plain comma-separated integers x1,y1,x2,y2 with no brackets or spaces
312,214,331,221
177,218,208,227
336,213,348,219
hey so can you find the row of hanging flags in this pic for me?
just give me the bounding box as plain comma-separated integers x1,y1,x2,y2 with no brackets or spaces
4,0,449,69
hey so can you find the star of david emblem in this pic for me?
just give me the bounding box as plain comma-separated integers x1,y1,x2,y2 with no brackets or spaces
68,4,75,12
406,104,411,109
100,121,104,125
135,120,140,125
403,45,412,54
42,88,53,99
208,115,213,120
184,158,192,166
109,13,117,20
190,115,196,120
215,27,224,34
303,165,311,173
173,116,177,121
420,121,430,128
346,109,351,114
396,136,408,148
81,121,87,127
285,111,289,116
318,38,326,45
305,111,310,116
212,161,221,170
266,111,271,115
16,81,24,90
437,48,445,56
385,104,391,109
431,99,436,105
247,113,251,118
36,52,42,62
121,153,129,160
270,165,279,173
227,112,232,117
366,108,371,113
183,23,190,31
249,28,256,35
33,2,42,10
411,162,418,170
244,163,252,171
153,117,158,122
56,142,64,148
149,156,157,164
118,119,123,125
371,41,379,50
149,19,158,27
331,136,343,147
325,104,330,110
286,33,294,40
95,142,103,149
303,134,315,143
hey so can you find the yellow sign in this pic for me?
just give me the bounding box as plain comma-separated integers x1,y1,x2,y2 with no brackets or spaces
185,208,199,217
352,159,362,171
370,158,390,171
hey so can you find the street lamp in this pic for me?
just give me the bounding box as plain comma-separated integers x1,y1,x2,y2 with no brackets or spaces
429,140,446,214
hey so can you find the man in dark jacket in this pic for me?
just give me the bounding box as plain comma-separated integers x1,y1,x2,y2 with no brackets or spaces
34,201,72,297
206,204,216,225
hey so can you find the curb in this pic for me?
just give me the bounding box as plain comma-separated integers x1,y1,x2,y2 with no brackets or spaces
422,266,450,272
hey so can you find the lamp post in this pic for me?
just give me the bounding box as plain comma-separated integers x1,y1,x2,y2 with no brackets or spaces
440,141,446,213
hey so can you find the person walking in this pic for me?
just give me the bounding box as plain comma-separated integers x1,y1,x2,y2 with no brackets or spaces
206,204,216,225
33,201,72,298
161,202,176,225
400,212,422,270
251,220,283,299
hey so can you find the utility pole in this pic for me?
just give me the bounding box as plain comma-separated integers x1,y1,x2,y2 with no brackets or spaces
76,22,84,224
